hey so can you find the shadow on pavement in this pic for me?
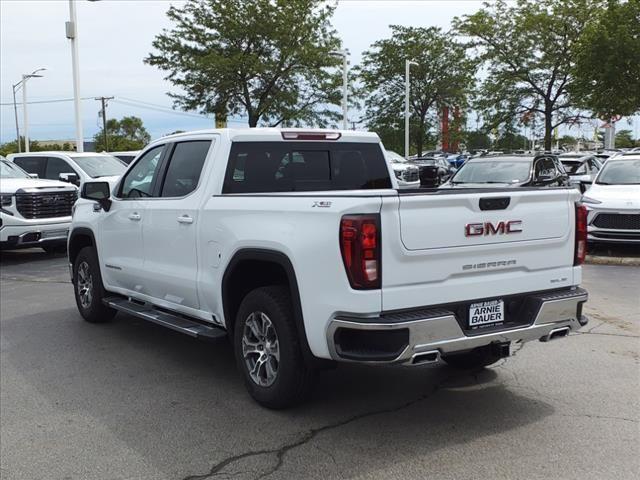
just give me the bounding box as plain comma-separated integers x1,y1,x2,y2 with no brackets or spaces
2,304,555,479
588,242,640,258
0,247,67,267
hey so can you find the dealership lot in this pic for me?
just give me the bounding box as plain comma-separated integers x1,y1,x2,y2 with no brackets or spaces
1,250,638,480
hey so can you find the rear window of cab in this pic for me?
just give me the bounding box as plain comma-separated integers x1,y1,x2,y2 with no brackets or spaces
222,142,391,193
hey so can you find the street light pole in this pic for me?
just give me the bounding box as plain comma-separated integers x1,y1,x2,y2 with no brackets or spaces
15,69,46,153
22,75,29,153
67,0,84,152
404,60,418,160
330,50,349,130
11,83,21,152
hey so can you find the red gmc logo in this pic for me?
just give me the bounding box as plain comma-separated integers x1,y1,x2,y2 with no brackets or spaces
465,220,523,237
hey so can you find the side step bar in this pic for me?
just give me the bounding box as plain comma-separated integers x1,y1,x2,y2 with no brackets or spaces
104,297,227,340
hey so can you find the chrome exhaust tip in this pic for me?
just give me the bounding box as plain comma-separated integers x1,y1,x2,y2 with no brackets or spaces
411,350,440,365
540,326,570,342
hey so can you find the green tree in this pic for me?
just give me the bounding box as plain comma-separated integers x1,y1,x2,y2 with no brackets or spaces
463,130,492,150
454,0,601,151
615,129,637,148
357,26,476,156
494,132,529,151
558,134,578,150
93,116,151,151
0,137,48,156
145,0,343,127
571,0,640,119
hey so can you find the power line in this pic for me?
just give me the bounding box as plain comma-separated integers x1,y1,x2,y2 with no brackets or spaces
1,94,248,125
0,97,95,106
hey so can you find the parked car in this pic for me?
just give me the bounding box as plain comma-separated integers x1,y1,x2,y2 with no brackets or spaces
385,150,420,189
411,156,455,187
109,150,140,165
582,155,640,244
557,153,602,192
8,151,126,189
68,128,588,408
442,155,569,188
0,158,77,252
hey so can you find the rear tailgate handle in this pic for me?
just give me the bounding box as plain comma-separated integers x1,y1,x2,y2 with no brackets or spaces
479,197,511,211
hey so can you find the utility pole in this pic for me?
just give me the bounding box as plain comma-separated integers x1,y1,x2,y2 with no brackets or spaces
95,96,114,151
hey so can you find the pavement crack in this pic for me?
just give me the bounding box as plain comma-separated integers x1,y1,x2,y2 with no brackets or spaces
574,330,640,339
559,413,639,424
181,371,462,480
0,276,71,285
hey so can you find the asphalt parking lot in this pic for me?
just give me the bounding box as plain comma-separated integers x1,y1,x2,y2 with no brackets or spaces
1,250,638,480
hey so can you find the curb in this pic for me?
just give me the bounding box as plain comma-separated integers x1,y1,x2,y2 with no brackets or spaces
585,255,640,266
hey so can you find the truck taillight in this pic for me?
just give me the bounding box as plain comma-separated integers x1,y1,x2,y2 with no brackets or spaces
340,214,381,290
574,204,588,265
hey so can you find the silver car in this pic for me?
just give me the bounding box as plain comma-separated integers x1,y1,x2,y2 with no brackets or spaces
558,153,602,193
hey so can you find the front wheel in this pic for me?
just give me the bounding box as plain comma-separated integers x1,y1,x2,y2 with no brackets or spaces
233,286,315,409
73,246,116,323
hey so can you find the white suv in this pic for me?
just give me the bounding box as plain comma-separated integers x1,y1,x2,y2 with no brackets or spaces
8,151,127,189
1,158,77,252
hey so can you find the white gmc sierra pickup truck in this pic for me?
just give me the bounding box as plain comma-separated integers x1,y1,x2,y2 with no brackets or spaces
68,129,589,408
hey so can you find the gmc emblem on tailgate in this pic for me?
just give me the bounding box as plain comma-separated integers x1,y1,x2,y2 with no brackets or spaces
465,220,523,237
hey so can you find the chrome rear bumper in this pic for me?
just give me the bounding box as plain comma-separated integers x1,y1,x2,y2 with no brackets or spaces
326,287,588,365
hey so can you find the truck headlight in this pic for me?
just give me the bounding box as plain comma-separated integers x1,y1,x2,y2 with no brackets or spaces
394,170,403,179
1,194,12,206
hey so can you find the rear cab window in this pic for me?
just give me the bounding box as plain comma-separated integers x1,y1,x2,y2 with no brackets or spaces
222,142,391,193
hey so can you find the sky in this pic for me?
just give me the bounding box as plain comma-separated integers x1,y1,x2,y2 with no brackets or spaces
1,0,638,145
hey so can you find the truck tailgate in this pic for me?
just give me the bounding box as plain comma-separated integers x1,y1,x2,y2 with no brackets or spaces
381,188,581,311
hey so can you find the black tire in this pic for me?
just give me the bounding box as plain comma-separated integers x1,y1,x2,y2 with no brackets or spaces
73,246,116,323
42,244,66,254
233,286,316,409
442,346,502,370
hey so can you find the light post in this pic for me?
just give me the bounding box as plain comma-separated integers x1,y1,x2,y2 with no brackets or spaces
330,50,349,130
404,60,418,160
11,84,21,152
13,68,46,153
67,0,93,152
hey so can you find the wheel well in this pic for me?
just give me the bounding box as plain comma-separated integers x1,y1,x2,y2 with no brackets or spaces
68,232,94,270
223,259,289,334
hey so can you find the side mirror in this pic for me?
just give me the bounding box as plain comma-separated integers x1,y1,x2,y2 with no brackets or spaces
81,181,112,212
578,174,592,183
28,173,39,179
59,172,79,186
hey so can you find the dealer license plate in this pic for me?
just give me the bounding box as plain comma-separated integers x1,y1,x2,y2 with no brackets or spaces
41,229,68,239
469,299,504,328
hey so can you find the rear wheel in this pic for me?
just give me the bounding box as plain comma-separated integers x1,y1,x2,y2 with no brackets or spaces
233,286,315,409
73,246,116,323
442,346,503,370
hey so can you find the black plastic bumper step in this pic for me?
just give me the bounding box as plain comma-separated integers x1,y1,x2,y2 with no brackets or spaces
103,297,227,340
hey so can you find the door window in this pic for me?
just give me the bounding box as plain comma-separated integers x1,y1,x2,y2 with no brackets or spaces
45,157,76,180
119,146,164,198
13,157,46,178
160,141,211,197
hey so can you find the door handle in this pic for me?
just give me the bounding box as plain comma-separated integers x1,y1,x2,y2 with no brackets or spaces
128,213,141,221
177,215,193,224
